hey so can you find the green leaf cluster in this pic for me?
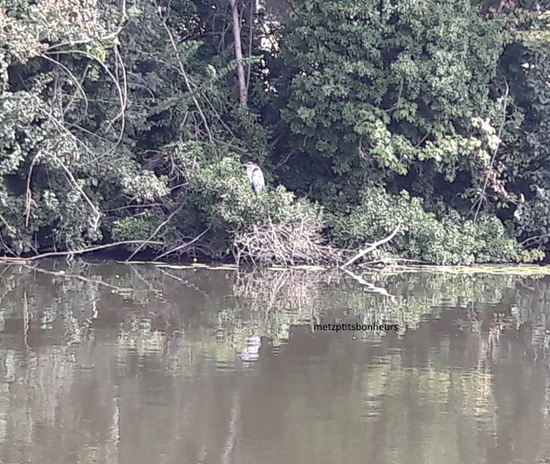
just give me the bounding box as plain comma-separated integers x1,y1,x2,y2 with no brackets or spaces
327,187,538,264
275,0,504,195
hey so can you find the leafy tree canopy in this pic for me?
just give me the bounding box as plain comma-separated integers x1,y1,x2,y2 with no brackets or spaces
0,0,550,265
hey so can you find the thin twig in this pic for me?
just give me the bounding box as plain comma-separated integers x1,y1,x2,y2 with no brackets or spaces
36,106,96,159
45,152,101,231
154,2,214,143
125,205,183,262
25,154,40,227
41,54,90,119
0,213,16,234
518,234,550,247
44,48,127,155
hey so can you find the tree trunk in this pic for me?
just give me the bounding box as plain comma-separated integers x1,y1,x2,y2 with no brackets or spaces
229,0,247,107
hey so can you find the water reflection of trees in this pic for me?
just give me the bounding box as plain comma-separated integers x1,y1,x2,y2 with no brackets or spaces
2,263,550,366
1,264,550,462
1,263,548,348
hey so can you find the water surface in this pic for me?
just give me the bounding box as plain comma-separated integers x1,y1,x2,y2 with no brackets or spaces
0,262,549,464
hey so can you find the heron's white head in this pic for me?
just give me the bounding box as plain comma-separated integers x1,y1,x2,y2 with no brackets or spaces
242,162,258,175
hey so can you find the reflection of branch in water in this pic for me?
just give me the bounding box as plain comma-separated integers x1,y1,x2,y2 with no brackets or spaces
218,270,341,349
221,392,241,464
23,291,30,350
128,264,163,295
0,265,10,281
155,267,209,298
233,269,331,314
19,263,136,294
343,268,395,300
104,393,120,464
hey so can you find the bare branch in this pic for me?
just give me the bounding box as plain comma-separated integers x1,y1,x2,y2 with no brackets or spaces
0,240,164,263
153,227,211,262
125,204,184,262
44,151,102,231
246,0,254,92
154,2,214,143
232,216,341,266
341,226,400,268
40,54,90,119
0,213,16,234
45,48,127,155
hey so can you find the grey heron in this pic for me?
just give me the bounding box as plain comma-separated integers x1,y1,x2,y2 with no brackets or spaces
243,162,265,193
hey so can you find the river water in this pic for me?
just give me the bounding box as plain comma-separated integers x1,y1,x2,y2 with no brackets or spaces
0,261,549,464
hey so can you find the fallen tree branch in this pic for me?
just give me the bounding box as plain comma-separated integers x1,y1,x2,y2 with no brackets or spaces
153,227,211,262
341,226,400,268
0,240,164,263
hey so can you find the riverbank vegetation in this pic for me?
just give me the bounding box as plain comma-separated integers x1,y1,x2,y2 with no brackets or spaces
2,0,550,265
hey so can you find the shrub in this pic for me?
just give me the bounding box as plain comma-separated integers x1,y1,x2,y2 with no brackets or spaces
327,187,539,265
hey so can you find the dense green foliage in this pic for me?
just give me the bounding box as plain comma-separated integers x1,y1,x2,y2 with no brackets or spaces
275,0,503,189
1,0,550,264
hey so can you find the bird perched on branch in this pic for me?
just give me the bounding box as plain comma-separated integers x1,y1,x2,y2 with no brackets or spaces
243,162,265,193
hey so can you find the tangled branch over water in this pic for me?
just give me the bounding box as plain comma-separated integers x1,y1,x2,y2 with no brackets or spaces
231,216,342,266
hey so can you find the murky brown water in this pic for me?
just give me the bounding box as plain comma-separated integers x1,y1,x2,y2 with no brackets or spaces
0,262,550,464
